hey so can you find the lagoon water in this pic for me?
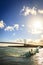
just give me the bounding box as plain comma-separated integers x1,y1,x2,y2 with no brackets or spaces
0,46,43,65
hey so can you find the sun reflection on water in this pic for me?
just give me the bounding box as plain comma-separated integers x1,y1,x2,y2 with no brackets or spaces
36,48,43,65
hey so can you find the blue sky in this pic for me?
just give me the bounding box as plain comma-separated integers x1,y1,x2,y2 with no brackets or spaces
0,0,43,42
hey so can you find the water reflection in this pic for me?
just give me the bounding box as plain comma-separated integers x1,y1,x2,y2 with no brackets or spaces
32,48,43,65
37,49,43,65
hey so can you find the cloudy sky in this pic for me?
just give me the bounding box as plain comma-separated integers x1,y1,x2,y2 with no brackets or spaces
0,0,43,42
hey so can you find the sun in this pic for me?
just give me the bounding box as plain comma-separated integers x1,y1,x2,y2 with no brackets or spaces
33,20,42,30
28,18,43,34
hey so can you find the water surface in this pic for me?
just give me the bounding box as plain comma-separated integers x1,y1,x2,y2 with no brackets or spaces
0,47,43,65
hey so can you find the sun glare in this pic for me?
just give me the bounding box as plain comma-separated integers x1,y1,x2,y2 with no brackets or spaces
28,18,43,34
33,20,42,30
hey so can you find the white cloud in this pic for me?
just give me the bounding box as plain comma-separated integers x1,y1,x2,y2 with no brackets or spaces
28,25,43,34
4,24,20,31
35,39,40,43
20,24,25,30
20,6,37,16
30,7,37,15
16,39,24,43
0,20,5,28
26,39,33,44
20,6,43,16
21,24,25,27
20,6,25,13
4,26,14,31
0,20,24,31
29,29,42,34
14,24,19,30
38,10,43,14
